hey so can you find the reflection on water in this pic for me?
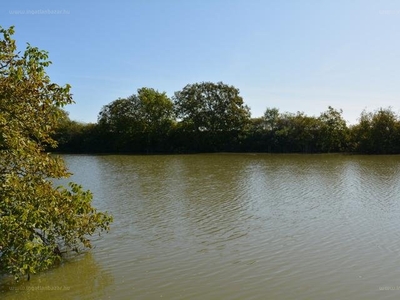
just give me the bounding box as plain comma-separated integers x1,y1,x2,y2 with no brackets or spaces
3,154,400,299
0,252,113,300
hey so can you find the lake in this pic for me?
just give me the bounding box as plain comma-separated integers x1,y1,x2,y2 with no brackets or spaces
2,153,400,299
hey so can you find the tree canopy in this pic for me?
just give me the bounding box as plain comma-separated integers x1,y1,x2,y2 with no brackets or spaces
54,85,400,154
172,82,251,151
98,87,174,152
0,26,112,280
173,81,251,133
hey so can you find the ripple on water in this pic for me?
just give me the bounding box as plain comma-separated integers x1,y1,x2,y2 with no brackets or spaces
4,154,400,300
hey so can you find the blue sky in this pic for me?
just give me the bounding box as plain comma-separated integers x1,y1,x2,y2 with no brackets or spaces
2,0,400,124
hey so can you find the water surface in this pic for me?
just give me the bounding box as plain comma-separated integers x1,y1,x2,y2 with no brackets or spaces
2,154,400,299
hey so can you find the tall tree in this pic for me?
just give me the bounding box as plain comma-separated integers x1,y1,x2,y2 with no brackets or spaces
260,107,281,152
318,106,348,152
0,26,112,280
173,82,250,151
97,98,137,151
98,87,174,152
351,108,399,154
263,107,280,131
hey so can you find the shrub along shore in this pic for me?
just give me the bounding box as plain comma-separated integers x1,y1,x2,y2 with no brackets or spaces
54,82,400,155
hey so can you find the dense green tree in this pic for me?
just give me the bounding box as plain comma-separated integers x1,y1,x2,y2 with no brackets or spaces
174,82,250,132
262,107,285,152
0,26,112,280
275,112,321,153
98,98,139,151
51,83,400,154
318,106,348,152
246,108,323,153
263,107,280,131
242,117,269,152
351,108,400,154
173,82,250,151
135,87,174,131
98,88,174,152
98,98,136,134
52,110,94,153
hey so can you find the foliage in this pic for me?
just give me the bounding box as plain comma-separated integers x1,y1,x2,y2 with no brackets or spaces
173,81,250,132
173,81,250,151
46,78,400,155
98,87,174,152
350,108,400,154
246,108,322,153
0,26,112,280
53,112,98,153
263,107,280,131
317,106,348,152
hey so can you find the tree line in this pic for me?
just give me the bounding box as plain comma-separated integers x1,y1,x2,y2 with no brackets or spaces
54,82,400,154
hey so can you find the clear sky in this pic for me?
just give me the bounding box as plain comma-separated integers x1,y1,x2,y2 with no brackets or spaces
2,0,400,124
